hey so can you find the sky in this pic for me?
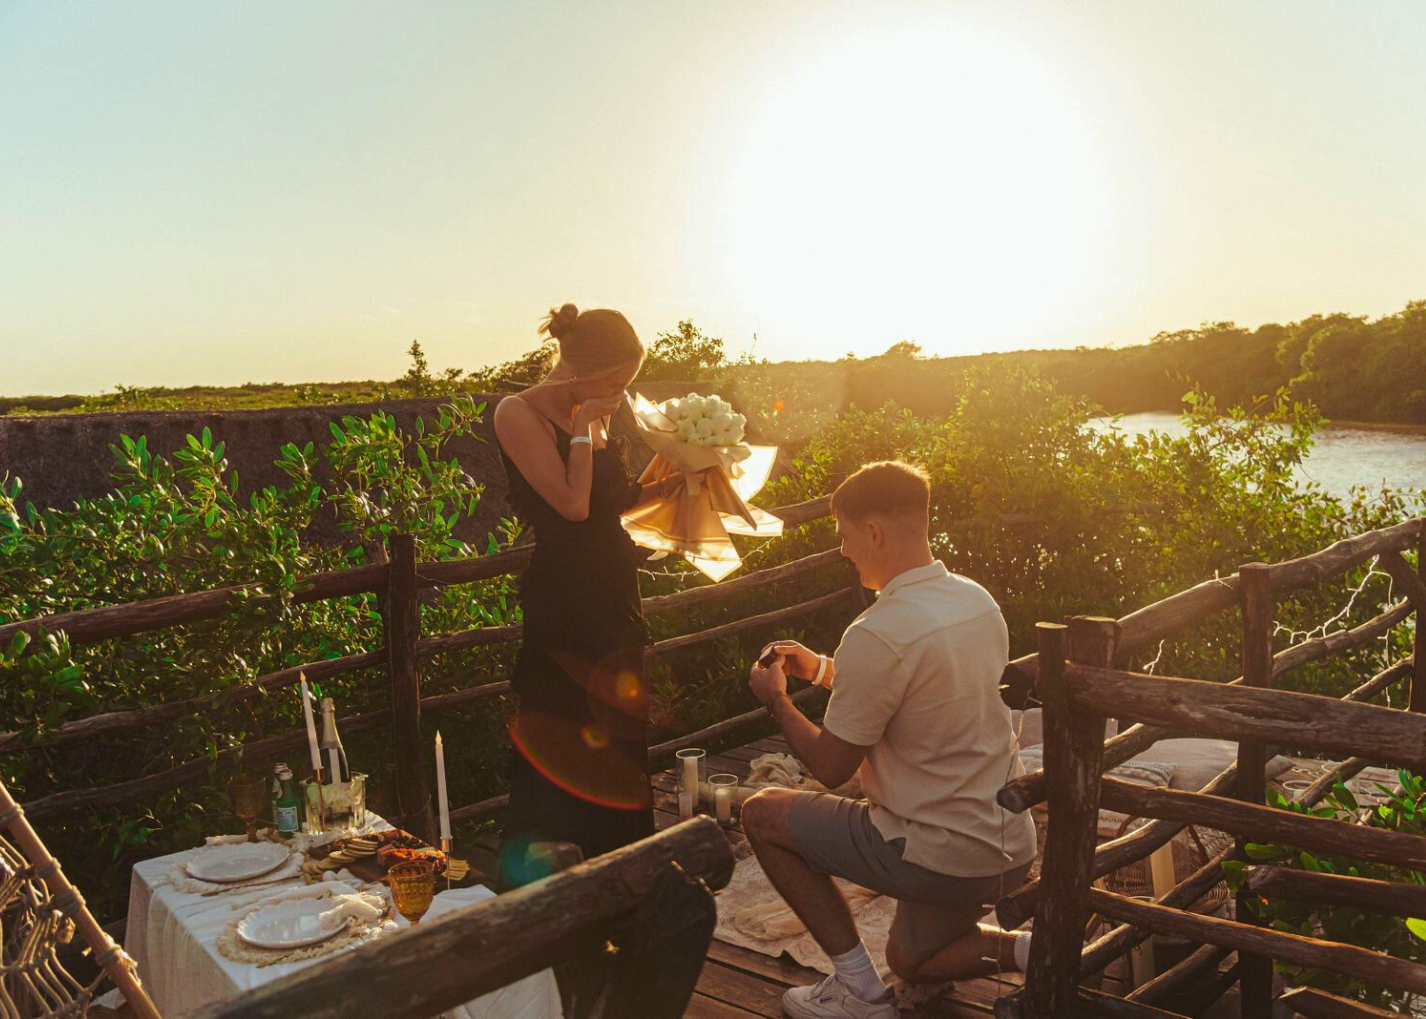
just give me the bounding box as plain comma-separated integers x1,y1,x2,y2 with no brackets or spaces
2,1,1425,396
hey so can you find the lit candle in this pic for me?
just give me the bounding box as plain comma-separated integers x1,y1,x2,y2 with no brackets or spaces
299,673,321,774
678,790,693,821
435,731,451,843
715,785,732,824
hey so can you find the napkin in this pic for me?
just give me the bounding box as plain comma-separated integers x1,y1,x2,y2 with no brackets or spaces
318,892,386,930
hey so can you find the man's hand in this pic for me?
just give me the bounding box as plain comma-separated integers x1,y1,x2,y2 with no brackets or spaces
758,640,821,682
748,657,788,708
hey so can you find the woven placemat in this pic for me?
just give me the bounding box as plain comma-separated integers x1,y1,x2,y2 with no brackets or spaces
216,890,391,967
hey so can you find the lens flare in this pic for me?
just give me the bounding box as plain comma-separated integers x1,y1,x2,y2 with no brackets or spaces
580,723,610,749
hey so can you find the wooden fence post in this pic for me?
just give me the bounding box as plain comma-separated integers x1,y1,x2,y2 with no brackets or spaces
1024,620,1107,1017
385,533,433,841
1411,528,1425,713
1237,562,1274,1013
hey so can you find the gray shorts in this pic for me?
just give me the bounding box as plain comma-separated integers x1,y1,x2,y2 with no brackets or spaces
788,792,1032,967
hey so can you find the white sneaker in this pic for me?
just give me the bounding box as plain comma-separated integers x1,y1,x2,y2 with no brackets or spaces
782,974,897,1019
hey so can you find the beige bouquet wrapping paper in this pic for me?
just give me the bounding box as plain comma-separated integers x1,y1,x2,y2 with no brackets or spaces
621,392,783,580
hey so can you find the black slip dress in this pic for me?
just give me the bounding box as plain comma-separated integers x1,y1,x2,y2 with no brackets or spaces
497,412,654,882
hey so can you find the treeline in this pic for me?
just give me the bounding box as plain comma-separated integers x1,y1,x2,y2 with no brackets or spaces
6,300,1423,424
730,298,1426,425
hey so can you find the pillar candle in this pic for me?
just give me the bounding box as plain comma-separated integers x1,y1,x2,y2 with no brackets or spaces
715,785,732,824
681,754,700,797
435,731,451,842
678,791,693,821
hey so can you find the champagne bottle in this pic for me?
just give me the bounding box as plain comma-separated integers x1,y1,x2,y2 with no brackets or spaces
319,697,351,785
271,763,302,835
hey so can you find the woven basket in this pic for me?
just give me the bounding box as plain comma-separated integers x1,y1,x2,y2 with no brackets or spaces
1101,816,1234,919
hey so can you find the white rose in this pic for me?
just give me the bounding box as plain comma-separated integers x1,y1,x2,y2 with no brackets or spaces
695,417,714,437
677,420,696,441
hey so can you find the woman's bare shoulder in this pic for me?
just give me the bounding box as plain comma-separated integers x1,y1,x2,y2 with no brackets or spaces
494,394,537,433
495,395,560,454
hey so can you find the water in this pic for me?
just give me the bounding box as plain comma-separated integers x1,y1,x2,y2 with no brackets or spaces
1091,412,1426,502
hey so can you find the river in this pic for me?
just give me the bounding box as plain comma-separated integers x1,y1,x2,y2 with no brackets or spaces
1092,413,1426,503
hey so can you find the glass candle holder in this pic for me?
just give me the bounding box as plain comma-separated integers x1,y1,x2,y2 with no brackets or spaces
676,749,706,819
302,772,368,833
709,774,739,827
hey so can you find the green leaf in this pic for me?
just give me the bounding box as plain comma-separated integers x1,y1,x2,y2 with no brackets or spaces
1407,918,1426,941
1244,843,1291,861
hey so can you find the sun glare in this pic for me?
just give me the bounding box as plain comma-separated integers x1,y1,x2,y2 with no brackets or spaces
722,23,1108,356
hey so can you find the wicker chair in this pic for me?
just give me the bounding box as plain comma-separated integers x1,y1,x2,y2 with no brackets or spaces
0,780,160,1019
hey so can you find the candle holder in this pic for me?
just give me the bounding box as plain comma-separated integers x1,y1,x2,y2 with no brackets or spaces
709,774,739,827
676,748,706,820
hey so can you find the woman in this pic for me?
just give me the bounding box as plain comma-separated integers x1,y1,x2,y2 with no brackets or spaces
493,302,668,883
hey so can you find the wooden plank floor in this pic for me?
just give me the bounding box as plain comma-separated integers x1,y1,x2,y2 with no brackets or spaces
654,735,1037,1018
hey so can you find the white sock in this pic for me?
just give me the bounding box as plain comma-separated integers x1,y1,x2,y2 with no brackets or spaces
1012,932,1033,971
829,942,887,1002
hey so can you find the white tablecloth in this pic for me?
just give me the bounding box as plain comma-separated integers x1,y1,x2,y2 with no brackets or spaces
98,838,561,1018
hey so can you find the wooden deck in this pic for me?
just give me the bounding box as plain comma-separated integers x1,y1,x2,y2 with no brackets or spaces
652,734,1051,1018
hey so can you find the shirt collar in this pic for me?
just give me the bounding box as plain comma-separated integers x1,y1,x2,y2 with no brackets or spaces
877,561,949,600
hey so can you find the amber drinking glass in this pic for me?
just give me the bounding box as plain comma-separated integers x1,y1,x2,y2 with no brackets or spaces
227,773,267,843
388,859,437,925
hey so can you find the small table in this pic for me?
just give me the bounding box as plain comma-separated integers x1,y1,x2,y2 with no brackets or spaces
97,827,561,1018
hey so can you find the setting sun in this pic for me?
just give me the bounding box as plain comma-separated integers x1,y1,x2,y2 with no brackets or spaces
721,22,1112,356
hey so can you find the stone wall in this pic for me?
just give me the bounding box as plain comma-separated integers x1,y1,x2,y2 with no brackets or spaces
0,383,703,546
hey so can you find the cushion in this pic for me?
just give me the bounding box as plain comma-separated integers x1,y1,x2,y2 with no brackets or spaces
1018,745,1176,836
1127,737,1292,792
1011,708,1116,751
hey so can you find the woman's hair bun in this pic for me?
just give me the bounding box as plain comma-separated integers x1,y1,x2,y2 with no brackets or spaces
542,303,580,341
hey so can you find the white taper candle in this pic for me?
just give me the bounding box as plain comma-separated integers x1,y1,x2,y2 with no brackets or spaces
299,673,321,773
435,730,451,842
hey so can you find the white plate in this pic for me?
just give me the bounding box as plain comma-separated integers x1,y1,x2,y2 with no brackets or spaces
185,842,291,884
236,895,347,950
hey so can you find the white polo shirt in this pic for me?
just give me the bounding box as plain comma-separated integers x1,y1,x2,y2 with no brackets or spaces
822,562,1037,877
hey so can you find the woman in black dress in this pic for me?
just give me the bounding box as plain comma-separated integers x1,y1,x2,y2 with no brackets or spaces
493,303,668,884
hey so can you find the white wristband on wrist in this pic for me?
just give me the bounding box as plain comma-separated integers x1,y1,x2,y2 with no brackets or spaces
569,435,593,446
813,654,828,686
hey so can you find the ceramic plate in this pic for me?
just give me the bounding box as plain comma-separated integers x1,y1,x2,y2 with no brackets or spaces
185,842,291,883
236,895,347,950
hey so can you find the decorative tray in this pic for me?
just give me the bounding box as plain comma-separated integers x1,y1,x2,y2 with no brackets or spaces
306,829,474,884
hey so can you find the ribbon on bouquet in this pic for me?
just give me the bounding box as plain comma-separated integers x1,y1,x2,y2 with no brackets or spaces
620,393,783,581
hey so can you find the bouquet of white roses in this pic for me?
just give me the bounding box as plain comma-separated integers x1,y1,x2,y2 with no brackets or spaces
663,393,748,447
620,392,782,581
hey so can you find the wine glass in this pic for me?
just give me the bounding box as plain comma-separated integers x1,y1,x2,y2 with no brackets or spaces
388,859,437,926
227,773,267,843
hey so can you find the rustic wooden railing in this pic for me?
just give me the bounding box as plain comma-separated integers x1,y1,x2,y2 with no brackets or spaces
994,515,1426,1018
186,817,735,1019
3,494,850,838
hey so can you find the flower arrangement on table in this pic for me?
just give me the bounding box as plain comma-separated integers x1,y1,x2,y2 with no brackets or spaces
621,392,783,581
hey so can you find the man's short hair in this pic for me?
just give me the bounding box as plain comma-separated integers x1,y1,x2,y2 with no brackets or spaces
829,460,931,525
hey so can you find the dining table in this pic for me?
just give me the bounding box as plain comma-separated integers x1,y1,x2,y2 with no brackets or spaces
95,815,561,1018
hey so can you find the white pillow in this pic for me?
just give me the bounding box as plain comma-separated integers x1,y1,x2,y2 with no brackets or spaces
1128,737,1292,792
1011,708,1115,751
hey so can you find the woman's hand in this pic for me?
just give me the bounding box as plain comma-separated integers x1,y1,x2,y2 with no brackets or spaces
573,394,626,431
759,641,822,682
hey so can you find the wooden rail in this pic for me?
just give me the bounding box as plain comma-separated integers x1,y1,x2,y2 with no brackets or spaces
10,493,852,824
1001,518,1426,1017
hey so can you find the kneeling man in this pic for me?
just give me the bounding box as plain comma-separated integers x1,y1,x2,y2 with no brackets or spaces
743,461,1036,1019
